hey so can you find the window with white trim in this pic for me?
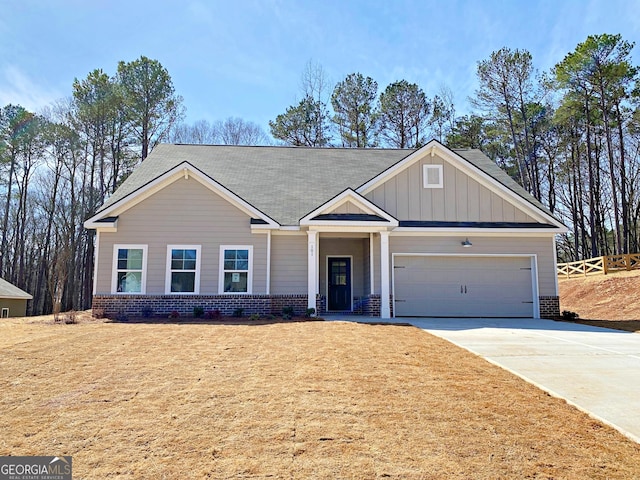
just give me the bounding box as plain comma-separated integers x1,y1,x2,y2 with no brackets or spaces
423,164,443,188
112,245,147,294
166,245,201,294
1,308,9,318
219,246,253,293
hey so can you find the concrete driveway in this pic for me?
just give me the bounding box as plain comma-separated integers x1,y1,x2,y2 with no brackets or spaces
334,316,640,443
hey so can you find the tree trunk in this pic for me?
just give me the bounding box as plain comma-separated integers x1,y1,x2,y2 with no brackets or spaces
0,148,17,276
597,79,622,254
584,97,598,257
614,101,629,253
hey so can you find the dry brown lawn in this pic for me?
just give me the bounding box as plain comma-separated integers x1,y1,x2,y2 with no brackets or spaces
559,269,640,332
1,315,639,479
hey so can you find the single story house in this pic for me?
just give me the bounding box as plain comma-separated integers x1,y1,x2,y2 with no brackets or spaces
0,277,33,318
84,140,567,319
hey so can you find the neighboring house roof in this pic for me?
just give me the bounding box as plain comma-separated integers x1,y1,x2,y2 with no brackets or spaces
93,141,559,227
0,277,33,300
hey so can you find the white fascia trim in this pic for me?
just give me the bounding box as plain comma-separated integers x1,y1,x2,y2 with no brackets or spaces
271,228,304,235
300,188,398,225
84,218,118,231
308,224,395,232
304,220,398,229
85,162,279,228
309,221,396,227
357,140,566,230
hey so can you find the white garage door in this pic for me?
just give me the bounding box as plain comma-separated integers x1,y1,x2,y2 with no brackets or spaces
393,256,534,317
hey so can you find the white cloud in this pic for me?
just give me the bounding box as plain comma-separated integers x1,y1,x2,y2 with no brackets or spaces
0,66,63,112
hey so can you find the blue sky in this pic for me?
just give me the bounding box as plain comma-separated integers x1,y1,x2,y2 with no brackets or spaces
1,0,638,136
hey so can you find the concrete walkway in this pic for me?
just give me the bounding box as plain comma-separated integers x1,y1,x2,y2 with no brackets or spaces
330,316,640,443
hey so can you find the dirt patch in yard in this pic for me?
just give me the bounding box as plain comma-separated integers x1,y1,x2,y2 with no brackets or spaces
1,318,639,478
559,270,640,332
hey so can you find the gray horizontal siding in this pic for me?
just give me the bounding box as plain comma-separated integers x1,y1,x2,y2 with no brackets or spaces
270,234,307,295
96,177,267,295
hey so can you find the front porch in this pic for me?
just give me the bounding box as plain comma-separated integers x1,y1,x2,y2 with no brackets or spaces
307,231,392,318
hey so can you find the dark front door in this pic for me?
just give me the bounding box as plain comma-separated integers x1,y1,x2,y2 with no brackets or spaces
328,257,351,311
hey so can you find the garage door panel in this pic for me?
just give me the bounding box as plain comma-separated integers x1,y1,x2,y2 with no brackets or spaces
394,256,534,318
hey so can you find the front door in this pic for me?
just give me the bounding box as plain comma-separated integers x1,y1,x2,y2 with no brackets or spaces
328,257,352,311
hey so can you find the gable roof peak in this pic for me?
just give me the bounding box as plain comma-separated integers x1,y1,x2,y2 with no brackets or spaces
85,142,564,230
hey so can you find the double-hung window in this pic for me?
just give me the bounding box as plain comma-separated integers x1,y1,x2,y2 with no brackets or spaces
112,245,147,294
166,245,201,294
219,246,252,293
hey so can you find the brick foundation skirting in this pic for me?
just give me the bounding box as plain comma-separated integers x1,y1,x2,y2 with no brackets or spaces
362,294,381,317
92,294,309,319
94,294,556,320
315,295,326,316
315,294,386,317
539,296,560,319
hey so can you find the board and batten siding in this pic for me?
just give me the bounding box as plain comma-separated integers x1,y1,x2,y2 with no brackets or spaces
95,177,268,295
364,153,537,223
388,235,557,297
270,233,307,295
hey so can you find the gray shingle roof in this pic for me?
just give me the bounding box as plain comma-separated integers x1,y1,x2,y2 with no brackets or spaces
98,143,554,226
0,277,32,299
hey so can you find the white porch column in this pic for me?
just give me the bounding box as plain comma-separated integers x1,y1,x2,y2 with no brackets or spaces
307,231,318,311
380,231,391,318
266,230,271,295
369,233,375,295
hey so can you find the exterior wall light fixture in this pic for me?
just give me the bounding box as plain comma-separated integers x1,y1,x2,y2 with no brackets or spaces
461,238,472,248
